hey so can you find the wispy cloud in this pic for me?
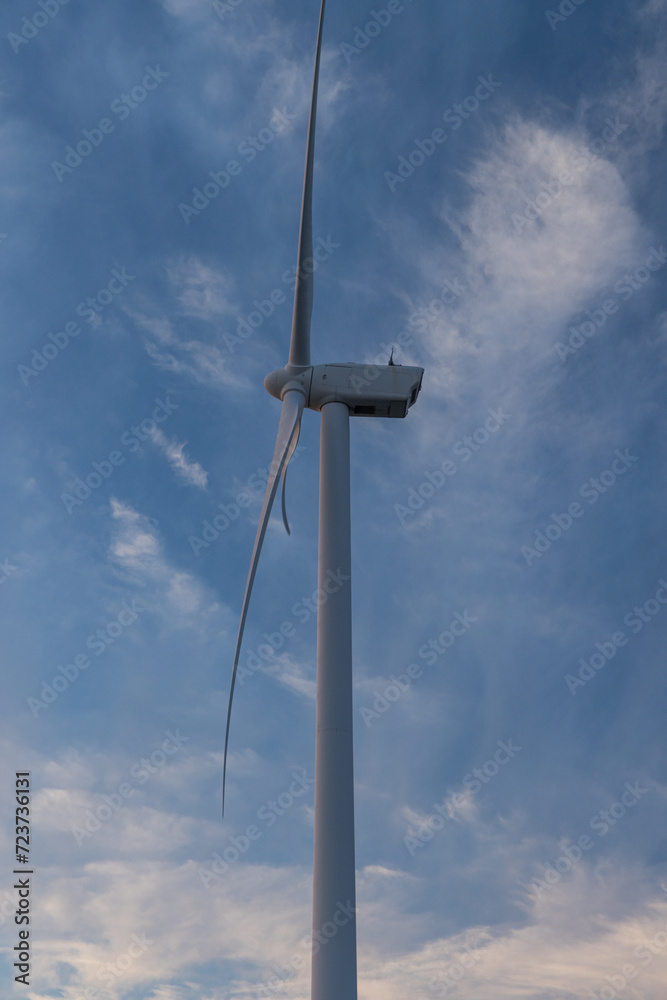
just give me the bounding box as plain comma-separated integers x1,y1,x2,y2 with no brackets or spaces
437,116,643,357
149,426,208,489
144,333,250,389
167,256,238,321
22,818,667,1000
126,255,257,389
263,652,317,700
109,499,211,618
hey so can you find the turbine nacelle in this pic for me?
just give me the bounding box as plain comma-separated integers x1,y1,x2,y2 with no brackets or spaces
265,362,424,418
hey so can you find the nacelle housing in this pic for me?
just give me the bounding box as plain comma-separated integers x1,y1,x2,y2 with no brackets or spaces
265,363,424,418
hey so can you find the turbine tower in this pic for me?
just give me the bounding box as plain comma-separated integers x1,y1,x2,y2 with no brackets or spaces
222,2,423,996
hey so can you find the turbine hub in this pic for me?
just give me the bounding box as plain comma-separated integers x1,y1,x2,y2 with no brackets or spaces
264,365,312,401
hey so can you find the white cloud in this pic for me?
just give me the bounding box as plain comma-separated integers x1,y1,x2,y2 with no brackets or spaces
167,256,237,322
126,261,250,391
611,42,667,172
404,28,667,426
376,106,653,475
149,427,209,489
437,115,643,355
42,750,95,789
108,499,213,619
30,858,313,998
262,652,317,699
144,334,250,390
24,841,667,1000
159,0,209,21
11,739,667,1000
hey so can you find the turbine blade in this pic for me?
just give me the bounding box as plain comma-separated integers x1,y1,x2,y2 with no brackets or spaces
222,389,306,816
280,412,303,535
288,0,327,369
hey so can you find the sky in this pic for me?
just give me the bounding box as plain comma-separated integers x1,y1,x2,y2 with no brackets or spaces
1,0,667,997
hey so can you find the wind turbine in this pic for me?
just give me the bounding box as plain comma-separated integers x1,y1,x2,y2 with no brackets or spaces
222,1,423,996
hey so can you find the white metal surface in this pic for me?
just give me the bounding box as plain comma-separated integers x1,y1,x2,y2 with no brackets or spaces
311,400,357,1000
264,362,424,417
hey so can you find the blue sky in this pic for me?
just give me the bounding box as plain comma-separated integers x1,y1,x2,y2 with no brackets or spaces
2,0,667,997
